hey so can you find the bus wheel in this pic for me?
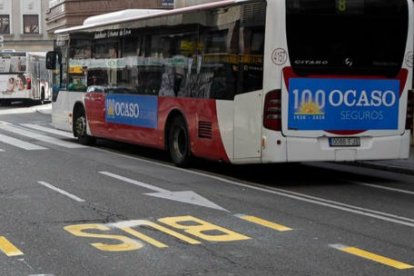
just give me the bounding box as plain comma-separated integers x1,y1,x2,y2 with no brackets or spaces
168,116,191,167
74,107,95,145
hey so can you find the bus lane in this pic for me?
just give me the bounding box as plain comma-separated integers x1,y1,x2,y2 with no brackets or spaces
1,165,413,275
42,171,292,253
0,118,413,274
54,168,414,273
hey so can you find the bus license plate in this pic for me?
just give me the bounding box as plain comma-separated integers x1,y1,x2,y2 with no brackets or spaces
329,137,360,147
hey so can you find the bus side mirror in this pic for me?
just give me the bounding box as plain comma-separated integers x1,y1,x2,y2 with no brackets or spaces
46,51,57,70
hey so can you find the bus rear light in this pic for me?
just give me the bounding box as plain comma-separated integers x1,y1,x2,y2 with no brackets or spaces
26,78,31,90
406,89,414,130
263,89,282,131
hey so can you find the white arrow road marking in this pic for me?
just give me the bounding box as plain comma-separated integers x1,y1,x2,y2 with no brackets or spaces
99,171,227,211
146,191,228,211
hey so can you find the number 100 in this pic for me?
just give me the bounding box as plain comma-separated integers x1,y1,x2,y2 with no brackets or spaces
292,89,326,109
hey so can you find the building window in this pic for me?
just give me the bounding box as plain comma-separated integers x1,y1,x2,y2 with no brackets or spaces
0,15,10,34
23,14,39,34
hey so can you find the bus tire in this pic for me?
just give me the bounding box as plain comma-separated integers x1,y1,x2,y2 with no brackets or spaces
168,116,191,167
74,107,95,145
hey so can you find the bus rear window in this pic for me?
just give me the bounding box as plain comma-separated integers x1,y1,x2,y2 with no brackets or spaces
286,0,408,76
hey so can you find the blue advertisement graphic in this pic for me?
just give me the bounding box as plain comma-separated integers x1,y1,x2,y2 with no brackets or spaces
288,78,400,131
106,94,158,129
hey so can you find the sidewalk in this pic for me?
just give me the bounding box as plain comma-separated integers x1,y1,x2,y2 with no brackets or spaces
35,103,52,115
356,146,414,175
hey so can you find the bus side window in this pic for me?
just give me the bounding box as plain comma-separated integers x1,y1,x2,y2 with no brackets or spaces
239,27,264,94
87,70,107,86
159,71,176,97
200,30,237,100
68,76,86,92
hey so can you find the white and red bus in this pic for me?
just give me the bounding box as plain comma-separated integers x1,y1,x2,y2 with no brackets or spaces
46,0,413,166
0,51,51,105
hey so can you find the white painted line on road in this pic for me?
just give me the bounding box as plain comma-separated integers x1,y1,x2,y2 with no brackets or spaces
21,123,74,138
226,181,414,228
0,132,47,150
91,146,414,228
354,181,414,196
100,171,168,192
0,122,85,148
0,104,51,115
38,181,85,202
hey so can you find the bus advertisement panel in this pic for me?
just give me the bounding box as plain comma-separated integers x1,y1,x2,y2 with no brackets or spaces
287,78,400,131
0,52,29,100
46,0,413,166
0,51,51,104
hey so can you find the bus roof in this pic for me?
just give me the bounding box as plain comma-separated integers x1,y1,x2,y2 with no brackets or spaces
55,0,252,34
82,9,164,26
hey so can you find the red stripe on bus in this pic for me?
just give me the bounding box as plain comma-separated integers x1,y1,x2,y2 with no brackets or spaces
159,98,230,162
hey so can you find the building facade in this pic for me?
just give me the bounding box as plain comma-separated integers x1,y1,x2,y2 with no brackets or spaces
45,0,174,34
0,0,53,51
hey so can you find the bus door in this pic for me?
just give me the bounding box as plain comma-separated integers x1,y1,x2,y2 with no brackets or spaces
84,85,107,137
32,59,41,99
233,93,262,159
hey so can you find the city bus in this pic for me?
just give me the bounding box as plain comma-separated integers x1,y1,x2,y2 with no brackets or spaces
46,0,414,166
0,51,51,105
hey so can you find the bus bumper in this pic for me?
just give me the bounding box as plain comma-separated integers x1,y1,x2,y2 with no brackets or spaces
285,131,411,162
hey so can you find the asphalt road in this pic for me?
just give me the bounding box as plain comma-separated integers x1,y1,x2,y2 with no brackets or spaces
0,103,413,276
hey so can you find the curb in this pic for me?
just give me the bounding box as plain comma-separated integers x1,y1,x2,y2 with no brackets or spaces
36,110,52,115
35,107,52,115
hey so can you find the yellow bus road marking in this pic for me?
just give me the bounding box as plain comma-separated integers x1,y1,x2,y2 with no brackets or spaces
0,236,24,257
236,215,292,232
158,216,251,242
330,244,414,270
64,224,143,252
64,215,251,252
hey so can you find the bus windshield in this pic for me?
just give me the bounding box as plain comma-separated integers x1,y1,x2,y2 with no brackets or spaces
0,52,27,74
286,0,408,76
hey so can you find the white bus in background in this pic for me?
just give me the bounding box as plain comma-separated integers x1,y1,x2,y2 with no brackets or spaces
0,50,51,105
